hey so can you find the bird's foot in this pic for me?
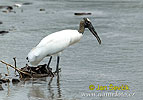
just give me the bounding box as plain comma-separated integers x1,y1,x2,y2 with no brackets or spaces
53,68,61,75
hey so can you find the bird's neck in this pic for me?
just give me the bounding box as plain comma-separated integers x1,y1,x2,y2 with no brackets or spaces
78,21,85,34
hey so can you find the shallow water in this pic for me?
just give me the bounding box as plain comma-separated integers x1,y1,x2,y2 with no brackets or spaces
0,0,143,100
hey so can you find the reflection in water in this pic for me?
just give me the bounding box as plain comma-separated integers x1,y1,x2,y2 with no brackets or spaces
57,75,62,99
28,75,62,100
47,77,54,99
7,83,10,96
28,85,45,99
48,75,62,99
48,77,53,85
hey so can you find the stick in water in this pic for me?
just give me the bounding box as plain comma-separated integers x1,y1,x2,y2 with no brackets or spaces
13,57,17,75
0,60,32,78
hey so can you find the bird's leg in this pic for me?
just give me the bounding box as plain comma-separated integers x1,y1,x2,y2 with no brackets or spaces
55,56,60,74
47,56,55,76
47,56,52,67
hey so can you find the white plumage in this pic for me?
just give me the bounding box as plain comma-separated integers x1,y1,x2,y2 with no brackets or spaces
27,30,82,65
27,18,101,73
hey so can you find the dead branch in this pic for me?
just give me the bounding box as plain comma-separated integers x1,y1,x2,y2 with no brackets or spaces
6,65,9,75
0,60,32,78
13,57,17,74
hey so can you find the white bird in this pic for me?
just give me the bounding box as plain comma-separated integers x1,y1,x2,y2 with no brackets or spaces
26,18,101,74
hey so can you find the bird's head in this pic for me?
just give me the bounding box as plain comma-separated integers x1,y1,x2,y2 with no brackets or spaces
79,18,101,44
83,18,92,28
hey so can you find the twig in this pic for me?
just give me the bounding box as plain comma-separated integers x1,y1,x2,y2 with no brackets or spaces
0,60,32,77
6,65,9,75
13,57,17,75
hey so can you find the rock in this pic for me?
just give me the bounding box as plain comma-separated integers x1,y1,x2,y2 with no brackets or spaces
22,2,33,5
0,6,7,9
1,6,15,13
0,81,2,84
39,9,45,11
0,79,10,83
0,6,4,9
2,10,9,13
6,6,13,11
0,31,9,35
5,74,8,76
12,79,20,84
0,21,3,24
0,85,4,91
74,13,92,16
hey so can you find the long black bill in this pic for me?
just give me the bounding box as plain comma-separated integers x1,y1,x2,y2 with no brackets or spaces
88,24,101,44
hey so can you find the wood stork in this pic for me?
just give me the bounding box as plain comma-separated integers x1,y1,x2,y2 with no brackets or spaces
26,18,101,74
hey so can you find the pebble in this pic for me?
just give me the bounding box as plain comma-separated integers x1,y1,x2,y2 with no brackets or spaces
22,2,33,5
0,85,4,91
0,79,10,83
0,21,3,24
6,6,13,11
12,79,20,84
74,13,92,16
39,9,45,11
0,31,9,35
0,81,2,84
